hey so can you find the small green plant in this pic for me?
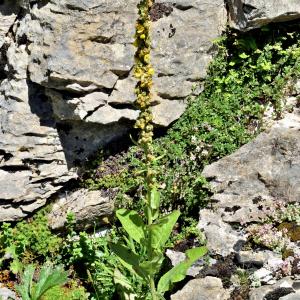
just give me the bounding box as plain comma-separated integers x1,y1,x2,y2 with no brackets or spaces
15,264,68,300
42,280,89,300
167,218,206,249
0,210,61,274
246,223,290,253
111,1,207,299
62,214,144,300
273,201,300,225
235,268,250,286
63,226,116,299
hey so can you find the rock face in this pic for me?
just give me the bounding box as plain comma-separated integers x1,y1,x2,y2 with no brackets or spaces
0,286,18,300
249,277,295,300
198,109,300,256
48,189,113,230
171,276,230,300
1,0,300,221
0,0,226,220
228,0,300,31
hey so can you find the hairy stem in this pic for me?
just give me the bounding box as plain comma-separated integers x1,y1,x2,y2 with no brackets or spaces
150,277,158,300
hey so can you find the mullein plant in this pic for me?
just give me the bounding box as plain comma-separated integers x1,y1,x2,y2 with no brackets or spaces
111,1,207,299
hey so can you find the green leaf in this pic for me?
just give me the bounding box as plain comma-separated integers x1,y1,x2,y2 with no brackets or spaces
157,261,189,294
9,258,23,275
15,265,35,300
111,243,144,278
32,266,68,300
239,52,249,59
149,188,161,221
157,246,207,294
116,209,145,244
149,210,180,250
150,188,160,211
139,251,164,276
185,246,208,261
114,269,133,291
114,269,138,300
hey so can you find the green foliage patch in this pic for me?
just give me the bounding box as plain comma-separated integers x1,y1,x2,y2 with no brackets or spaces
0,210,62,273
16,264,68,300
62,214,146,300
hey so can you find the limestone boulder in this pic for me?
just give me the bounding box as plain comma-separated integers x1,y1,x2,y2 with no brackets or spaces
0,1,20,48
25,0,226,126
171,276,230,300
48,189,114,230
199,109,300,256
0,286,18,300
249,277,295,300
228,0,300,31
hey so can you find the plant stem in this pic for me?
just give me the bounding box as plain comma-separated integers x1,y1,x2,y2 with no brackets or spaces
134,1,160,298
150,277,158,300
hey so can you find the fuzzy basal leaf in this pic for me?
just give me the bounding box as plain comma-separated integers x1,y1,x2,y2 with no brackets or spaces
116,209,146,245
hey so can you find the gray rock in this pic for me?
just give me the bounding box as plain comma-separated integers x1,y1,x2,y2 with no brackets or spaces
48,189,114,230
228,0,300,31
237,250,281,267
294,80,300,95
198,111,300,256
25,0,226,126
249,277,295,300
198,209,246,257
0,286,18,300
253,268,273,284
0,79,76,220
166,249,186,266
151,0,226,101
152,98,187,127
280,292,300,300
0,1,20,48
202,111,300,225
171,276,230,300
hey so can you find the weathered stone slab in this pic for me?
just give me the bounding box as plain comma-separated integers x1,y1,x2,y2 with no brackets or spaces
228,0,300,31
199,109,300,256
171,276,230,300
48,189,114,230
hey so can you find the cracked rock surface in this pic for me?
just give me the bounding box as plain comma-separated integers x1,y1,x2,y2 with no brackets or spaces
48,189,114,231
0,0,226,220
228,0,300,31
198,107,300,256
1,0,300,221
171,276,230,300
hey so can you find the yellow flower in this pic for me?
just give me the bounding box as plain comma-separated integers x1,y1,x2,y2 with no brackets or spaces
144,54,150,63
136,24,144,34
148,68,154,75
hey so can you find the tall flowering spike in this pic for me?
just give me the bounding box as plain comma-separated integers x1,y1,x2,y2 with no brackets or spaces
134,0,156,189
